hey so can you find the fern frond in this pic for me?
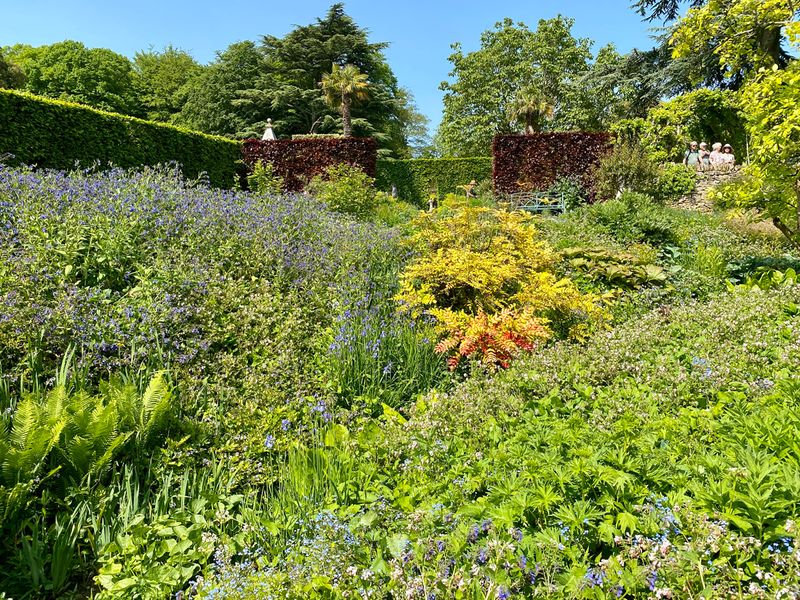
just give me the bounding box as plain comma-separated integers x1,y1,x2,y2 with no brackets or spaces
139,373,171,445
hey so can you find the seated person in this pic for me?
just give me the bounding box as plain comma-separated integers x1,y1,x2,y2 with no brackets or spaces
709,142,724,169
683,141,701,169
721,144,736,170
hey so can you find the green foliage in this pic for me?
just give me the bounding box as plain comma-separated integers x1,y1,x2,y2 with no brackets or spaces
0,89,240,187
616,88,746,163
326,295,446,409
93,471,240,600
438,16,594,157
6,41,140,115
0,50,25,89
246,160,284,195
372,197,420,227
545,176,589,211
375,157,493,205
593,143,661,201
671,0,797,76
0,371,171,494
197,284,800,598
309,164,379,218
735,61,800,247
562,246,668,289
654,161,697,202
594,146,696,204
173,41,265,137
133,46,203,123
581,192,681,247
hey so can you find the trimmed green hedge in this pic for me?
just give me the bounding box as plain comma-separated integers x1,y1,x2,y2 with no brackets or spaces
0,89,241,187
375,157,492,205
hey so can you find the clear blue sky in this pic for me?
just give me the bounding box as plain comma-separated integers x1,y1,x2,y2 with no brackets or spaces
1,1,662,130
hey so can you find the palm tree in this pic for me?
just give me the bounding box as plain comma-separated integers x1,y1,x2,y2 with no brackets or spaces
508,89,555,134
320,64,370,137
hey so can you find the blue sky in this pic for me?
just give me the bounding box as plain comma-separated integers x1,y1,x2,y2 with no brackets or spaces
2,1,662,129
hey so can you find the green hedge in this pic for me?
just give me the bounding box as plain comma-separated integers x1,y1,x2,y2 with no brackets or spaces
375,157,492,205
0,89,241,187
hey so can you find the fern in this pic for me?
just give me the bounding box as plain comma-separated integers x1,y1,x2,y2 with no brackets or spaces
139,372,170,446
0,371,171,491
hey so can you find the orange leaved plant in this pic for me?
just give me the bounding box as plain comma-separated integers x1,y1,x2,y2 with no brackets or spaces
433,308,550,371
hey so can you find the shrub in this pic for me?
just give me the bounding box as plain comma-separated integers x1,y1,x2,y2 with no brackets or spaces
434,308,550,371
372,196,420,227
374,157,493,206
593,143,660,202
397,203,607,367
0,89,240,187
246,160,284,195
654,162,697,203
546,175,589,210
588,192,680,246
492,132,612,196
242,137,377,192
308,163,379,218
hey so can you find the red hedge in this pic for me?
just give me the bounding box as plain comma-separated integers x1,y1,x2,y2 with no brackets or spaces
492,133,612,196
242,137,378,191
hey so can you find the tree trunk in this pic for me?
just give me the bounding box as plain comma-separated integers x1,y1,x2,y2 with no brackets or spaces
759,26,785,67
525,113,535,135
341,95,352,137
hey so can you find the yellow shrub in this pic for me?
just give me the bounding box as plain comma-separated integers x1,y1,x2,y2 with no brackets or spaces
398,205,556,313
397,204,609,366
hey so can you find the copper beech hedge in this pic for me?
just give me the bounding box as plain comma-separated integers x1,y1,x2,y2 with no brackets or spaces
492,133,612,196
242,137,377,191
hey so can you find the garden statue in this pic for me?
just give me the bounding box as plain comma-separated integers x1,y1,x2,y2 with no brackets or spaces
262,119,276,141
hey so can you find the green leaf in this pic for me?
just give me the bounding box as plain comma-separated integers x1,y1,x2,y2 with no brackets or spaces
387,533,409,559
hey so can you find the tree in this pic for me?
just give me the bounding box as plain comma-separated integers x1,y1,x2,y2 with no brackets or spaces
5,41,139,114
231,3,419,155
632,0,705,21
671,0,797,75
133,46,203,122
507,89,554,134
175,41,266,137
736,62,800,248
0,50,24,89
320,64,369,137
437,16,593,157
634,0,797,76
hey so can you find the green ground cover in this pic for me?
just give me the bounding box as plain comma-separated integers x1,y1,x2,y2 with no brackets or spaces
1,163,799,599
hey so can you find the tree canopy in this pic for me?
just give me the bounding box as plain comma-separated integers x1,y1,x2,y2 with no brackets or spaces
175,4,422,156
5,41,139,114
133,46,203,123
437,17,594,157
173,41,265,136
735,62,800,247
0,50,25,89
671,0,798,76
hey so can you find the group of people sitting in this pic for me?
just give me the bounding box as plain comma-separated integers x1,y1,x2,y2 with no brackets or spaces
683,141,736,171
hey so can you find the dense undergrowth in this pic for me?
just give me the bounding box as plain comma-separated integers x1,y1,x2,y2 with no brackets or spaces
1,164,800,599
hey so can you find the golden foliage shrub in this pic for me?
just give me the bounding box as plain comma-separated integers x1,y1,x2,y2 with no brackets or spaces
397,198,607,369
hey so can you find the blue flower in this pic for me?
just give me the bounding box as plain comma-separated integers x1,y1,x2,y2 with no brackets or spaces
264,434,275,449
